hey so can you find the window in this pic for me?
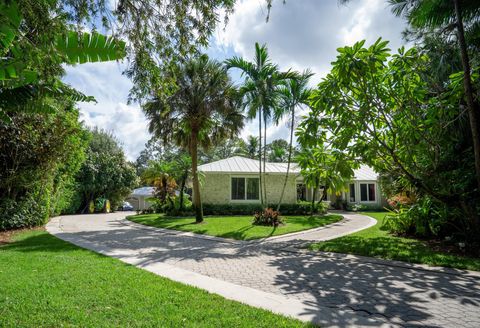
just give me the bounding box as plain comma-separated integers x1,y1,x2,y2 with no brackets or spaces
231,178,245,200
231,177,259,200
246,178,259,200
360,183,376,202
349,184,355,202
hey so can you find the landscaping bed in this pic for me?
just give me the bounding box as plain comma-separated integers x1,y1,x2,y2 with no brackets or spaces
128,214,342,241
0,229,310,327
308,212,480,271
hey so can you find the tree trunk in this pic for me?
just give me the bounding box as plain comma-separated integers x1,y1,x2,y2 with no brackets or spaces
258,108,264,207
311,185,318,216
190,132,203,223
453,0,480,192
263,116,268,207
277,105,295,211
179,173,186,211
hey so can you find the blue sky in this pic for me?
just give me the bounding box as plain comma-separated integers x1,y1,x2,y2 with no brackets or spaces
63,0,407,160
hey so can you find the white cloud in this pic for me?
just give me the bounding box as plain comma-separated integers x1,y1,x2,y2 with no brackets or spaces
63,1,409,160
213,0,408,143
63,61,149,161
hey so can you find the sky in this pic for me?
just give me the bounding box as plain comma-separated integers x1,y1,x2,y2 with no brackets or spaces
63,0,408,161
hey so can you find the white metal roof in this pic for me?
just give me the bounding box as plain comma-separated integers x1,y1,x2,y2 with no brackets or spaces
198,156,301,174
131,186,155,196
353,165,378,180
198,156,378,181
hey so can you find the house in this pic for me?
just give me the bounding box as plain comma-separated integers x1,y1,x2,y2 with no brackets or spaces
125,186,155,211
327,165,388,209
197,156,386,208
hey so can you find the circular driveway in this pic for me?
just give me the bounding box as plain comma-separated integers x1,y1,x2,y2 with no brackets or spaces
47,212,480,328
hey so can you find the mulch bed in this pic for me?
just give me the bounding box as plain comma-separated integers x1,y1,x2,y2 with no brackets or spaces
0,227,44,245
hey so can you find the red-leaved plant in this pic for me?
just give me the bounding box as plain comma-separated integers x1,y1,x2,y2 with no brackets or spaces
253,208,284,227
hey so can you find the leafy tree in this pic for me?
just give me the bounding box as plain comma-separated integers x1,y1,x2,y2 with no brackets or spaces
0,0,126,120
266,139,289,162
199,137,248,162
143,55,244,222
304,39,479,244
245,135,259,159
296,146,355,214
389,0,480,192
0,104,88,230
226,43,294,206
113,0,236,101
76,128,138,212
274,70,313,209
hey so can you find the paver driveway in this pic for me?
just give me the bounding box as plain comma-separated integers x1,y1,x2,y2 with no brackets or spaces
47,212,480,328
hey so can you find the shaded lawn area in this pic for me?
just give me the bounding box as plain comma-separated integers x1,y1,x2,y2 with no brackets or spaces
0,229,311,328
309,212,480,271
128,214,342,241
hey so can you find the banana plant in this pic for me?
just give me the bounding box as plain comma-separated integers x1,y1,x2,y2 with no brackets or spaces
0,0,126,121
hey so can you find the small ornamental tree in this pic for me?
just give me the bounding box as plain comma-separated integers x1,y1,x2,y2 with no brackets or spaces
302,38,479,245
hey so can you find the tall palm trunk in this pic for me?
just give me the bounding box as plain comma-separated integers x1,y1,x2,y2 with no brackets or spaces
263,116,268,206
179,171,187,211
258,108,264,207
277,105,295,211
190,131,203,223
453,0,480,192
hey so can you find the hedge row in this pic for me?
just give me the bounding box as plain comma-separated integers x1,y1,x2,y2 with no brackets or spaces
201,201,329,216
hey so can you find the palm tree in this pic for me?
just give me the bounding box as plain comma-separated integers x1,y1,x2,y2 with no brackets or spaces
172,154,191,211
245,135,259,159
226,43,294,207
142,161,176,205
143,55,244,222
275,70,313,211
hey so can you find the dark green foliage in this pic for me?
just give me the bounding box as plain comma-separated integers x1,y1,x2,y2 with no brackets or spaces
0,0,126,120
383,195,453,238
0,192,48,230
75,128,138,212
202,202,328,216
0,106,88,230
304,38,479,247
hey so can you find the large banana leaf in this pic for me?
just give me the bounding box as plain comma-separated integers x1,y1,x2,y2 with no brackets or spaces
56,31,126,64
0,0,126,84
0,1,21,54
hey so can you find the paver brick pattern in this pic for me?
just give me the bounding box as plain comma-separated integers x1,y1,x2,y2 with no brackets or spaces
55,213,480,328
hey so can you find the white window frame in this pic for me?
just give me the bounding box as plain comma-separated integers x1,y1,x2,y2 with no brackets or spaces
344,181,378,204
230,175,260,202
358,182,377,203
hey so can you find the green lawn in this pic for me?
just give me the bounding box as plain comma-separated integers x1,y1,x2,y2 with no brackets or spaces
309,212,480,271
128,214,342,241
0,229,310,327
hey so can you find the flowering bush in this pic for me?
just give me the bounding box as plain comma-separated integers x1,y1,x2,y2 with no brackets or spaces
387,193,416,209
253,208,284,227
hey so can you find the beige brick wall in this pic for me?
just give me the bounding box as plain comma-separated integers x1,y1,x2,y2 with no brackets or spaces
198,173,298,205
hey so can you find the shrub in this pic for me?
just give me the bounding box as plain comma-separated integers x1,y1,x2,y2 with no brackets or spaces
201,201,329,216
163,194,194,216
382,196,448,237
0,193,49,231
253,208,284,227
